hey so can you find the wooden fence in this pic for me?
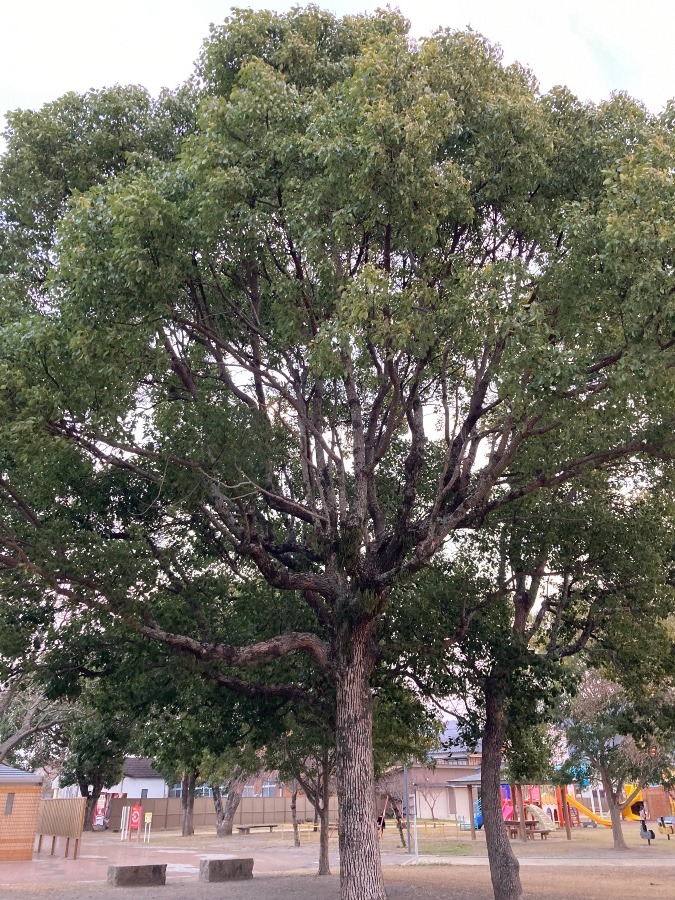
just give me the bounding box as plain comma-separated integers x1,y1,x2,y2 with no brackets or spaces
109,794,338,832
36,797,87,859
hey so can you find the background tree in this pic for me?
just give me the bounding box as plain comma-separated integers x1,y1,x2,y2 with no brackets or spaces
392,480,675,895
561,670,675,850
199,747,260,837
0,677,68,766
59,708,133,832
3,8,675,900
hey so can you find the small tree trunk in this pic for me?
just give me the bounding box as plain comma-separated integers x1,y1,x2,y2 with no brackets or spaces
482,686,522,900
390,798,406,848
181,772,196,837
516,784,527,843
291,787,301,848
221,785,242,836
561,790,572,841
334,619,387,900
77,770,103,833
601,770,628,851
318,800,331,875
317,747,332,875
212,784,225,835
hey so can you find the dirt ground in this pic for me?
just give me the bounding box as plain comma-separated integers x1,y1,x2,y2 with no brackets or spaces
0,820,673,899
1,865,673,900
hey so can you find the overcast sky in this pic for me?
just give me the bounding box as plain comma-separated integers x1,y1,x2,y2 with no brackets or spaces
1,0,673,129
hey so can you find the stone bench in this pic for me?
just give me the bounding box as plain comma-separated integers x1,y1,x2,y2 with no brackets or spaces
107,864,167,887
199,858,254,882
236,823,278,834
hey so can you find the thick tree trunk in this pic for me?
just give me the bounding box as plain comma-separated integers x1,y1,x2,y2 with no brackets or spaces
291,787,301,847
482,687,522,900
334,621,387,900
601,771,628,851
181,772,196,837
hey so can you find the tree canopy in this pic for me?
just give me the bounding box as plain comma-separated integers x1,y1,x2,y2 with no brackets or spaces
2,7,675,900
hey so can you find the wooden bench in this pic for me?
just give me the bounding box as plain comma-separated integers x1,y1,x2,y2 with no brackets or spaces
236,823,279,834
534,829,551,839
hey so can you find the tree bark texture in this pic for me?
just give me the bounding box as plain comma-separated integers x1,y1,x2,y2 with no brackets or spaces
481,689,523,900
291,788,301,847
181,772,196,837
334,622,387,900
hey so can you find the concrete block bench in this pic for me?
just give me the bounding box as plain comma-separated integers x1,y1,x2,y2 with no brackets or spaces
236,824,278,834
199,858,254,882
107,864,167,886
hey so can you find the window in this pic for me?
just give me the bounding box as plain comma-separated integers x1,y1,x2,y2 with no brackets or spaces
242,786,255,798
4,793,14,815
141,789,148,799
195,785,213,798
262,781,277,798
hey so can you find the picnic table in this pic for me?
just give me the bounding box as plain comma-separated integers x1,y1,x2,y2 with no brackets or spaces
505,819,539,840
236,824,279,834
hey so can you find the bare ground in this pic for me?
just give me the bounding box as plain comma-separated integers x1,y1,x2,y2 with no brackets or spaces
1,820,673,899
1,865,673,900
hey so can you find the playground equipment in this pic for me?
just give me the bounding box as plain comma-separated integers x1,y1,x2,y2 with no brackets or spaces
657,817,674,839
560,785,648,827
473,797,483,829
564,793,611,827
527,804,556,832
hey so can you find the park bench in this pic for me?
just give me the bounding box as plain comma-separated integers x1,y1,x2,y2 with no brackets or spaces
534,829,551,839
236,823,279,834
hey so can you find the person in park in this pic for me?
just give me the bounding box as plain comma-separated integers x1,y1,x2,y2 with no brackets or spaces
2,8,675,900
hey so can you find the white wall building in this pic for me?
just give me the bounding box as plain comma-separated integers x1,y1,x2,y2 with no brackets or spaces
53,757,169,799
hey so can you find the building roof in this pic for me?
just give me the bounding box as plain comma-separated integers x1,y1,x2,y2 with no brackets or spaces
434,719,482,756
0,763,42,785
445,768,482,788
122,758,164,780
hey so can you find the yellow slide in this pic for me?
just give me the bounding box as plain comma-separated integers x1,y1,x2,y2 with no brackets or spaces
621,786,643,822
564,793,612,827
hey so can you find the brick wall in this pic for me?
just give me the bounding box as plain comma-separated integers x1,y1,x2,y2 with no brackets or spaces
0,785,42,861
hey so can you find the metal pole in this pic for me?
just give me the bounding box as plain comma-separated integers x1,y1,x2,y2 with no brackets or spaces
403,765,411,853
413,797,419,863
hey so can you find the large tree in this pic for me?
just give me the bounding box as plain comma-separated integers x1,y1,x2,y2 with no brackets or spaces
2,8,675,899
